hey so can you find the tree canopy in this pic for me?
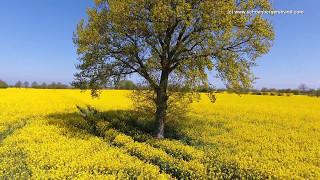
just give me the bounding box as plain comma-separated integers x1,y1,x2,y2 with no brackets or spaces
0,80,8,89
14,81,23,88
116,80,137,89
73,0,274,138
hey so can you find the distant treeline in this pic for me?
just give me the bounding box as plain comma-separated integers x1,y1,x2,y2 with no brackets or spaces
214,85,320,97
0,79,319,97
0,80,71,89
115,82,320,97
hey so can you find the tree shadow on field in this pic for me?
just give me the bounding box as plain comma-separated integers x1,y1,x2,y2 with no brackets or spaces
45,109,195,144
45,109,271,179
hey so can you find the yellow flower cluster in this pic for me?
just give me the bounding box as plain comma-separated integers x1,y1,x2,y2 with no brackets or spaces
111,134,206,179
0,120,167,179
0,89,319,179
189,93,320,178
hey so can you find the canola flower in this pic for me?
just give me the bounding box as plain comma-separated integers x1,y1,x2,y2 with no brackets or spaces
0,89,319,179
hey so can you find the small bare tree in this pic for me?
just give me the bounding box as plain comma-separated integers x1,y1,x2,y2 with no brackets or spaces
298,84,309,93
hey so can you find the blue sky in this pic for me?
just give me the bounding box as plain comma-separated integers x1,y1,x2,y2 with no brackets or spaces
0,0,319,89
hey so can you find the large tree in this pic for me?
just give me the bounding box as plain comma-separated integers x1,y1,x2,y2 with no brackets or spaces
73,0,274,138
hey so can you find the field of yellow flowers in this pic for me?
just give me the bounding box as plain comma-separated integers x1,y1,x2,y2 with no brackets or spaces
0,89,319,179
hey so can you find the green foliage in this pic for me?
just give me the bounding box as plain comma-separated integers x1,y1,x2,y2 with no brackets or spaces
0,80,8,89
73,0,274,137
73,0,274,94
31,81,39,88
76,105,100,135
46,82,69,89
23,81,29,88
129,90,202,126
30,81,69,89
14,81,23,88
116,80,137,90
315,89,320,97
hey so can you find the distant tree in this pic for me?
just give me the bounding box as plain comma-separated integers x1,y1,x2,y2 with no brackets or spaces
316,89,320,97
308,88,320,97
15,81,23,88
261,88,269,92
46,82,69,89
23,81,29,88
298,84,309,93
55,82,68,89
278,89,291,93
48,82,57,89
197,85,216,93
0,80,9,89
116,80,137,90
268,88,277,92
61,83,69,89
73,0,274,138
56,82,65,89
39,82,47,89
31,81,39,88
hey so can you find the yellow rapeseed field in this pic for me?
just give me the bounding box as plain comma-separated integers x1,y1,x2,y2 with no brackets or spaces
0,89,319,179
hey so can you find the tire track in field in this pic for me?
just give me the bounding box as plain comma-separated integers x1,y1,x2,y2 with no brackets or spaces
0,119,28,144
0,118,32,179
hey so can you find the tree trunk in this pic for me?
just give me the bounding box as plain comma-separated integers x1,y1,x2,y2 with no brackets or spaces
155,71,169,139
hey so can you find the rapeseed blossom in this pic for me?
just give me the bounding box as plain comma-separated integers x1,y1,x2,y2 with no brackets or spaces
0,89,319,178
